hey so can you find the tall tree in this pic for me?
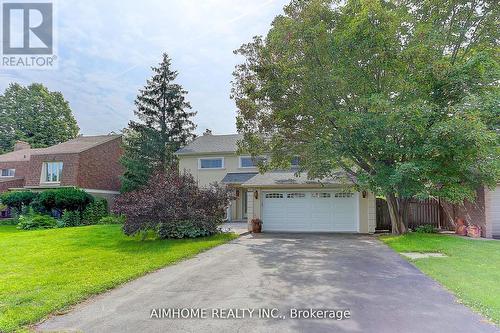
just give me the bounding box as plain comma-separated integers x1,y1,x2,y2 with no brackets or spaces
232,0,499,234
0,83,79,153
121,53,197,192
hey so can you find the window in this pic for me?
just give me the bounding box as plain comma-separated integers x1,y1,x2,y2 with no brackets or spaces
335,192,353,198
239,156,266,168
0,169,15,177
42,162,63,183
312,192,331,198
265,193,283,199
199,158,224,169
287,192,305,198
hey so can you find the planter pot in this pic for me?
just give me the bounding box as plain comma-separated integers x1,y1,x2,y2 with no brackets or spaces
251,219,262,233
467,225,481,238
455,218,467,236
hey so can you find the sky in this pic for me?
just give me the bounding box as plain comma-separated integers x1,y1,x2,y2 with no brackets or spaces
0,0,289,136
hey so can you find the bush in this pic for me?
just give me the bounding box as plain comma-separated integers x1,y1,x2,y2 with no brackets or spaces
98,215,125,225
113,169,233,239
17,214,57,230
37,188,94,214
157,220,217,239
82,199,108,225
60,210,82,227
414,224,438,233
0,191,38,213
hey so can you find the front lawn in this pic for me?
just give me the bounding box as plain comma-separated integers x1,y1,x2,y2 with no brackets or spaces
0,225,237,332
381,233,500,325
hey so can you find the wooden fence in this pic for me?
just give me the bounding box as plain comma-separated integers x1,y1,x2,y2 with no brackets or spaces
376,198,450,231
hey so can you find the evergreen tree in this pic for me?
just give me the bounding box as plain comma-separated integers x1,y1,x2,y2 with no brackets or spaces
121,53,197,192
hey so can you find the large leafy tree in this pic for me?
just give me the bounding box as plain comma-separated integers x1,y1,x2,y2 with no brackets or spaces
121,53,197,192
0,83,79,153
232,0,499,234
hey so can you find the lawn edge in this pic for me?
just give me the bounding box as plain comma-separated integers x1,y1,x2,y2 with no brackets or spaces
378,235,499,327
25,232,239,333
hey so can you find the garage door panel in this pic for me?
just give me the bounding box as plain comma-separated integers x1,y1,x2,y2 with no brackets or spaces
262,190,358,232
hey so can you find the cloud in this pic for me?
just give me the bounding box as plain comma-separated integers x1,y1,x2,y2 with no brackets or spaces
0,0,288,135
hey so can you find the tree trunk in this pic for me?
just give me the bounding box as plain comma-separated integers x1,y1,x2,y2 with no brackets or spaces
386,193,406,234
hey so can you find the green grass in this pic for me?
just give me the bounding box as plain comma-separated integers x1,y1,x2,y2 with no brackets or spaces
381,233,500,325
0,225,238,332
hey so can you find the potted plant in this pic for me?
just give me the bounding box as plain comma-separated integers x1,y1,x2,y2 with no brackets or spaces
251,218,262,233
466,224,482,238
455,218,467,236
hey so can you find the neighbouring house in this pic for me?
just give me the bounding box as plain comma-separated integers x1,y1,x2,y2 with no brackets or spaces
0,135,123,216
175,131,376,233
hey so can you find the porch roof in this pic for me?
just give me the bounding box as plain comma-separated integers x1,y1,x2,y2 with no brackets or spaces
221,172,258,185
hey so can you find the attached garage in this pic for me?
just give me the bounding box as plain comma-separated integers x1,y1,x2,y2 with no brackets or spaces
262,190,359,232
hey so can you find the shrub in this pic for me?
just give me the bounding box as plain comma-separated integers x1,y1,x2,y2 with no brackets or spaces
82,199,108,225
157,220,217,239
17,214,57,230
414,224,438,233
98,215,125,225
60,210,82,227
113,169,233,239
0,191,38,213
37,188,94,214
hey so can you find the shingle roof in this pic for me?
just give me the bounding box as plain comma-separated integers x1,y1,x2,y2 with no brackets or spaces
221,172,258,184
0,135,122,162
241,171,351,187
175,134,243,155
0,148,44,162
32,135,122,155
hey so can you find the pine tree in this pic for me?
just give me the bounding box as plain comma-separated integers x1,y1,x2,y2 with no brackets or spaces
121,53,196,192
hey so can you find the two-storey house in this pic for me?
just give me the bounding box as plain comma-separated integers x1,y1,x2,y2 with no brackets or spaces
176,131,377,233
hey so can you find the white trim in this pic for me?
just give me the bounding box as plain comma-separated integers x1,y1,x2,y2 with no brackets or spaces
198,157,225,170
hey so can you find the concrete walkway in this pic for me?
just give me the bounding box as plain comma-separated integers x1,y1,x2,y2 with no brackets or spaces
37,234,498,333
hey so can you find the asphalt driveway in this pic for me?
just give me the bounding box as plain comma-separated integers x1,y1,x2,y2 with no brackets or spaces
37,234,497,333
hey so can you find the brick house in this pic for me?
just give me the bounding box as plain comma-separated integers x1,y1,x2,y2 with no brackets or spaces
0,135,123,216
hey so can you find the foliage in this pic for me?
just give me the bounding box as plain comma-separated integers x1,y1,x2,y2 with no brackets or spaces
232,0,500,234
98,214,125,225
37,188,94,214
60,210,82,227
17,214,57,230
0,225,237,332
157,219,217,239
413,224,437,234
0,83,79,153
113,169,233,239
82,199,108,225
120,53,197,192
382,233,500,324
0,191,38,213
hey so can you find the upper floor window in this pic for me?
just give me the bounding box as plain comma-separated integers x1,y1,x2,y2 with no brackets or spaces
0,169,15,177
239,156,266,168
42,162,63,183
198,157,224,169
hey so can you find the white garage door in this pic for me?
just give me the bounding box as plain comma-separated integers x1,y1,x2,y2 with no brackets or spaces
262,190,359,232
491,186,500,238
